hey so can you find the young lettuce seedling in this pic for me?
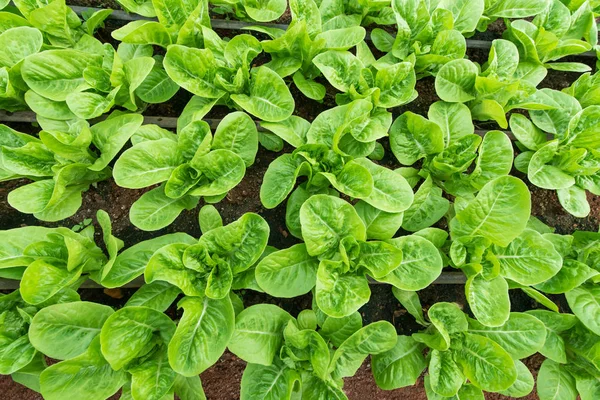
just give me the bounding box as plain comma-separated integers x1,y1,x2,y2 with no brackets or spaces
434,39,553,128
510,88,600,218
255,195,442,317
114,112,258,231
2,114,143,221
115,0,287,22
376,298,546,398
0,211,120,304
504,0,597,72
525,309,600,400
29,302,205,400
261,100,414,237
0,288,80,381
389,103,514,231
228,304,397,400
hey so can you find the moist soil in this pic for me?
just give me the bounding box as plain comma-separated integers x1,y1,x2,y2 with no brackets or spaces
1,2,599,398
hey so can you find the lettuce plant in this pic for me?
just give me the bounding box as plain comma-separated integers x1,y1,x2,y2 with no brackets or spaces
375,299,546,398
254,0,368,101
368,0,547,78
0,288,80,384
116,0,286,22
260,100,413,236
228,304,397,399
0,211,124,305
510,91,600,217
2,114,143,221
526,310,600,400
0,0,112,111
114,112,258,230
0,1,178,116
141,212,268,378
118,16,297,122
504,0,598,72
389,105,514,206
29,302,206,400
256,195,442,317
434,39,552,128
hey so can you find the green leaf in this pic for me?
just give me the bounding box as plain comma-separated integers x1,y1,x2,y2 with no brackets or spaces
354,201,403,240
450,176,531,247
199,213,269,274
428,101,474,145
392,288,427,326
380,235,443,291
114,138,180,189
320,312,363,348
125,281,181,312
20,259,81,305
240,359,299,400
90,113,144,171
353,158,414,213
40,337,127,400
390,112,445,165
498,359,535,398
402,176,449,232
466,274,510,327
375,62,416,108
29,301,114,360
509,113,546,151
535,259,599,294
528,141,575,190
470,131,513,190
300,194,366,257
428,349,464,397
0,27,43,68
537,359,577,400
230,66,294,122
435,59,478,102
454,332,517,392
101,233,195,288
292,72,326,101
372,335,426,390
557,185,590,218
112,20,172,48
212,112,258,167
145,243,204,297
313,50,362,92
495,229,563,285
255,243,318,298
565,284,600,336
22,49,102,101
467,312,546,359
100,306,176,370
169,296,234,376
228,304,292,365
316,259,370,318
330,321,397,380
438,0,484,32
260,154,307,209
130,186,199,231
198,205,222,234
174,374,206,400
164,45,224,98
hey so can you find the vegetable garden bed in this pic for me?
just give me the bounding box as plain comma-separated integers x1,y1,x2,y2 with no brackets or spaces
1,0,600,399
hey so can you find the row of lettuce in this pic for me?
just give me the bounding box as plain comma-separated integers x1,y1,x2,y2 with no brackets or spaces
2,196,600,399
1,0,600,399
3,65,600,227
0,0,598,114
